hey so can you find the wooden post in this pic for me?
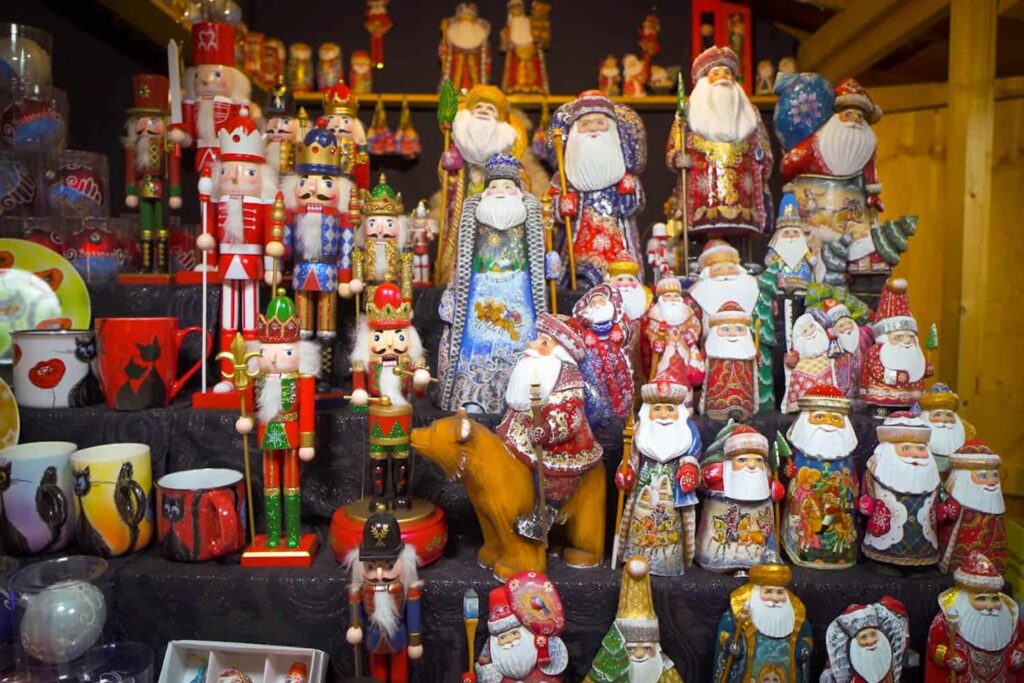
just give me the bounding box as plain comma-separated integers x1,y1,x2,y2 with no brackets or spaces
941,0,996,408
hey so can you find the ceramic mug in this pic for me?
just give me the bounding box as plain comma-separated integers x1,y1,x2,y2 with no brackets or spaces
70,443,153,558
12,330,103,409
0,442,76,555
94,317,210,411
156,468,246,562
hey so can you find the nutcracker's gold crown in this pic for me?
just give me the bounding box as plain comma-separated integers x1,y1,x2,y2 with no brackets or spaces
258,289,301,343
363,173,404,216
323,85,359,117
366,298,413,330
296,135,341,170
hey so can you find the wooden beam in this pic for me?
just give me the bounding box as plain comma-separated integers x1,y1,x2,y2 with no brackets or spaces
798,0,951,81
941,0,997,403
795,0,848,11
772,21,811,41
999,0,1024,20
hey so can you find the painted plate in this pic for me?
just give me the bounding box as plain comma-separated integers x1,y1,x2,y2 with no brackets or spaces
0,238,90,361
0,377,19,447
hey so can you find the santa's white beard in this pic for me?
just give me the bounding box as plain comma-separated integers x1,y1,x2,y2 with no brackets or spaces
688,77,760,143
628,649,665,683
635,407,693,463
793,323,829,359
489,631,538,679
926,415,966,456
837,326,860,354
705,329,756,361
378,365,409,407
690,269,759,318
223,196,244,243
135,134,157,169
617,286,647,321
505,347,570,411
196,98,216,144
723,465,770,501
564,123,627,192
788,413,857,459
949,472,1005,515
296,212,323,259
453,110,518,166
583,301,616,326
954,591,1015,652
849,632,893,683
475,191,527,232
508,15,533,46
872,443,939,494
748,594,796,639
656,300,689,326
817,114,877,177
369,588,401,638
447,18,489,50
878,337,926,382
257,375,283,424
769,235,811,270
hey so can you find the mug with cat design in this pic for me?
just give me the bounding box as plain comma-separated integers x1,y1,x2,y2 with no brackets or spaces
12,330,103,409
70,443,152,557
0,442,77,555
156,468,246,562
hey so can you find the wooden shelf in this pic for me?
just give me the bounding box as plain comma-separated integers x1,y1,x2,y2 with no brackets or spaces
293,91,780,112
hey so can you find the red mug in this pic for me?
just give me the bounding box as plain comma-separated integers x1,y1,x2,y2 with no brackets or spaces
94,317,211,410
156,468,246,562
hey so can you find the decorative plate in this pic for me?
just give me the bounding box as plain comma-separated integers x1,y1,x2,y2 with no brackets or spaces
0,377,19,447
0,238,90,361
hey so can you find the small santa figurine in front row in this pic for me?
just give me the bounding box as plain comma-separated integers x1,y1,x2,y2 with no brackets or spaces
821,597,911,683
926,552,1024,682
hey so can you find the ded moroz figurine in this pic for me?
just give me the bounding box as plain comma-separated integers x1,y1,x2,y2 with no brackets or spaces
549,90,647,287
641,278,703,390
820,598,910,683
695,425,785,574
614,374,701,576
170,21,251,172
817,298,867,402
316,42,343,91
688,239,759,331
598,55,621,97
439,3,492,91
286,43,314,93
926,552,1024,682
123,74,182,274
859,412,940,567
938,440,1007,573
779,385,859,570
572,284,635,421
605,257,650,334
711,562,813,683
667,46,773,238
497,313,606,568
860,278,933,411
583,556,684,682
764,192,816,292
469,571,568,683
499,0,549,96
262,76,302,179
198,114,283,391
782,311,836,414
700,301,758,421
234,291,319,555
348,283,431,512
919,382,976,477
321,83,371,192
343,174,413,306
349,50,374,96
346,512,424,683
437,153,551,414
644,222,676,284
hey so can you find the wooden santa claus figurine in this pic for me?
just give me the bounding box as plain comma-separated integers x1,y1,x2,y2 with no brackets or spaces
920,382,976,477
938,440,1007,573
860,278,932,411
821,598,910,683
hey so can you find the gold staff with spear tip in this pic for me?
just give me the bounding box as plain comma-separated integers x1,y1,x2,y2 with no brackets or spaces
220,333,261,544
946,609,960,683
550,127,577,291
674,72,690,276
541,193,558,314
610,412,635,569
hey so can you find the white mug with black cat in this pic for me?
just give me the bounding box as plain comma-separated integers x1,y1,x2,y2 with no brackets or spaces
12,330,104,409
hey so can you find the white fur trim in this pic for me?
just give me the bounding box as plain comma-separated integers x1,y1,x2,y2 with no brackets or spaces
299,340,321,375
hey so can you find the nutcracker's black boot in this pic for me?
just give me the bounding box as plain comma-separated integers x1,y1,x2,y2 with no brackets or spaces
392,456,411,510
368,458,388,513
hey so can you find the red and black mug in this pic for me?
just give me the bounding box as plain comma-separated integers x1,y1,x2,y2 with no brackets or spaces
155,468,246,562
94,317,210,411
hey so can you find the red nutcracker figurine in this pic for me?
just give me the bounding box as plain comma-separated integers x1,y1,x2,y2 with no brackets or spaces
123,74,181,274
197,114,284,390
322,83,371,193
169,21,251,172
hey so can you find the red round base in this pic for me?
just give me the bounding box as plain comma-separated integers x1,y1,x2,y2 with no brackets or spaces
329,498,447,567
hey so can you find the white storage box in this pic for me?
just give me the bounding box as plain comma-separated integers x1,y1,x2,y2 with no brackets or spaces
158,640,328,683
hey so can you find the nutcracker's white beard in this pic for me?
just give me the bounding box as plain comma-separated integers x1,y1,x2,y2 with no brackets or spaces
296,212,323,259
582,301,616,326
452,110,518,166
954,591,1015,652
635,405,692,463
948,470,1005,515
769,234,811,270
690,268,758,319
195,97,217,144
628,648,665,683
926,414,966,456
872,442,939,494
788,413,857,459
792,319,829,359
688,76,760,143
378,365,409,407
878,336,926,382
849,631,892,683
705,327,756,360
475,190,527,231
616,285,647,321
489,629,537,679
565,122,627,192
369,589,400,638
256,375,282,424
505,347,571,411
723,464,770,501
655,300,689,326
223,196,244,243
837,325,861,354
135,133,158,170
747,593,796,639
817,114,877,177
